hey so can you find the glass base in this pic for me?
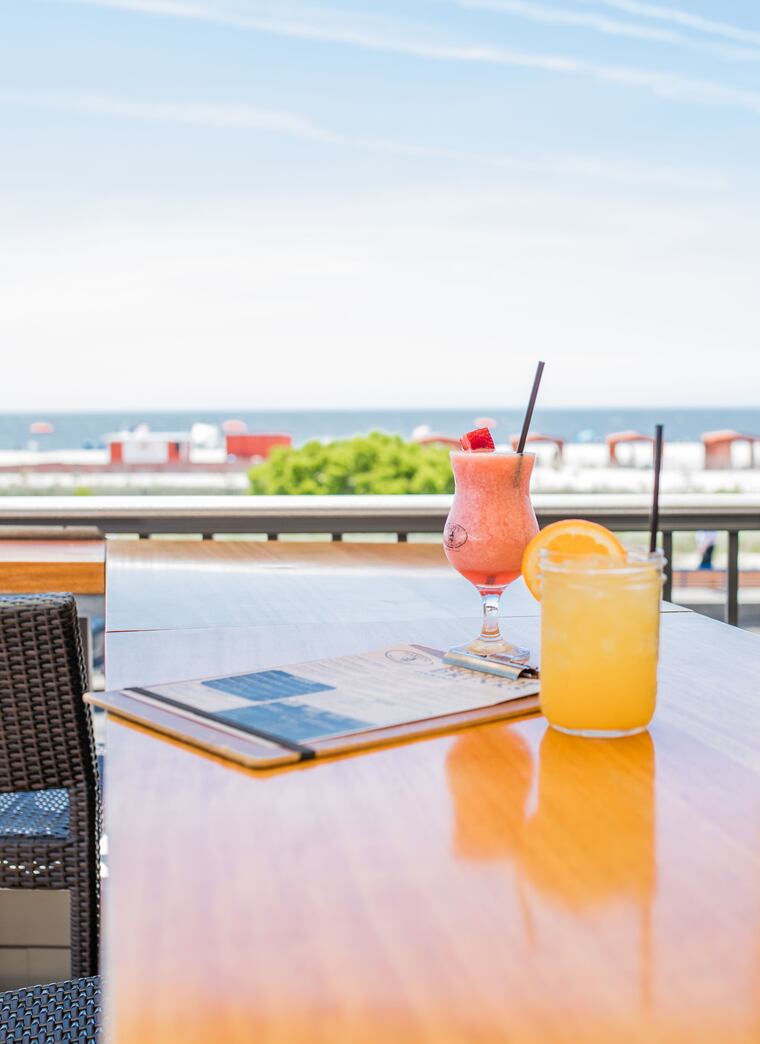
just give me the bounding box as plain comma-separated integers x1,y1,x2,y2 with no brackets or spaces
446,643,536,680
464,636,530,662
549,723,649,739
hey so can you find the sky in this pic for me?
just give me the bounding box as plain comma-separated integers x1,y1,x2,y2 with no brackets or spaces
1,0,760,410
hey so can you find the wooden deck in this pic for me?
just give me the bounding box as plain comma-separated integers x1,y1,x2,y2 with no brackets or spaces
673,569,760,590
0,540,105,595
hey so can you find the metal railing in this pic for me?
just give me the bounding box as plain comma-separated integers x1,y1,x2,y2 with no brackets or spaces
1,494,758,626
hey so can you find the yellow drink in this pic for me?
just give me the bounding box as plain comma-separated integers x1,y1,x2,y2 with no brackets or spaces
539,551,664,737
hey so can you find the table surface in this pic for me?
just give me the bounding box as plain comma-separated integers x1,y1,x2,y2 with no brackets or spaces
105,539,689,635
103,541,760,1043
0,539,105,594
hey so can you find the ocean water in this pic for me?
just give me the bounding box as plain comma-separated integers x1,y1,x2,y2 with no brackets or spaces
3,408,759,451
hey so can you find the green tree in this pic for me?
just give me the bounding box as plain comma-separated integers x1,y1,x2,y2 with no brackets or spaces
248,432,455,495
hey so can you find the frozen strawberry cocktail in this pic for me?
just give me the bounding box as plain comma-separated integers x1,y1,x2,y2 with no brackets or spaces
444,450,538,591
443,428,538,660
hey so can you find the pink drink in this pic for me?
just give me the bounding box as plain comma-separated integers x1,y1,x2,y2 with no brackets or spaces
444,451,538,591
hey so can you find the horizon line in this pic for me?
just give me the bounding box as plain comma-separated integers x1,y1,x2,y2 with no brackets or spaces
4,405,758,414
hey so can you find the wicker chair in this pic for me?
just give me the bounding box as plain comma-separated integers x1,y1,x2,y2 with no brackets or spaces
0,976,101,1042
0,594,101,979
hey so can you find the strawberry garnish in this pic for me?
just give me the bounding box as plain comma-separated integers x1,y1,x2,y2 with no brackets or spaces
460,427,495,451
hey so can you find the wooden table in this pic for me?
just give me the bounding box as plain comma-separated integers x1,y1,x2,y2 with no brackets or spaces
105,540,685,668
103,541,760,1043
105,540,544,634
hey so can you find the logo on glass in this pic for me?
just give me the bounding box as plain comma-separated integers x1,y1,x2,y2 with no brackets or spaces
444,522,468,550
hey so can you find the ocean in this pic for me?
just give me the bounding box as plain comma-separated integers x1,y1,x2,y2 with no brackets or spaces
3,408,759,451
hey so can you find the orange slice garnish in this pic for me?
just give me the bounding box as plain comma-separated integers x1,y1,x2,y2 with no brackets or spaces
521,519,625,600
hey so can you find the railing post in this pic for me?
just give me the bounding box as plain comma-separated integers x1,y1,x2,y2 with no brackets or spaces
662,531,673,603
726,530,740,626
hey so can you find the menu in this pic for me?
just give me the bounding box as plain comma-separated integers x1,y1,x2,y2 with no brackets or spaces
94,644,541,767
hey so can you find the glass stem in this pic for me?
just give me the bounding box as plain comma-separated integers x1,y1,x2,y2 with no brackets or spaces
479,591,503,644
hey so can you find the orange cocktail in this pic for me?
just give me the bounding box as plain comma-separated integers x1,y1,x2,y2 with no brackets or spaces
444,450,538,661
539,550,664,736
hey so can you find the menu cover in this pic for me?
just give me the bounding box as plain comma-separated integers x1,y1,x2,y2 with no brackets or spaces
88,644,541,769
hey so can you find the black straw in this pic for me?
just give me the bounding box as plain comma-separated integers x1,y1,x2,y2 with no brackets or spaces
649,424,664,553
516,361,545,454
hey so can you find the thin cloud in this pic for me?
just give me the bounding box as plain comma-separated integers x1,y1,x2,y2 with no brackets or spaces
0,89,342,141
577,0,760,47
458,0,760,61
48,0,760,117
0,88,721,190
47,0,586,71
